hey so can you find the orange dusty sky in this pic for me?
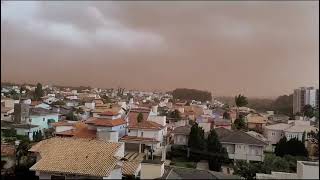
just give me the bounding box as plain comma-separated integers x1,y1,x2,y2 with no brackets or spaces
1,1,319,97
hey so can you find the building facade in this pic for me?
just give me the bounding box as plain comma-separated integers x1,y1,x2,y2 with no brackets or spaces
293,87,319,114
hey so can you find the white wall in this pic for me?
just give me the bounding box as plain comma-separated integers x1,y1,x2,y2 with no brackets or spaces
198,122,211,133
264,129,284,145
104,167,122,179
297,161,319,179
148,116,166,126
141,163,164,179
55,126,74,133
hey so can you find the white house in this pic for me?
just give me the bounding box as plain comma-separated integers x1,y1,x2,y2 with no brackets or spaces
120,109,166,159
171,125,191,146
220,130,268,162
28,108,59,130
264,120,318,145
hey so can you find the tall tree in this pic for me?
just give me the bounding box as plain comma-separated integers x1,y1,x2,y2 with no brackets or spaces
235,94,248,118
275,136,287,157
308,130,319,157
275,137,308,157
188,123,205,150
207,129,228,171
34,83,44,100
233,116,246,130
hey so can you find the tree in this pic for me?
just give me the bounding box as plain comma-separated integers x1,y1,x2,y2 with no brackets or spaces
233,160,258,180
271,94,293,116
207,129,228,171
153,98,160,103
275,137,308,157
235,94,248,118
172,88,212,102
188,123,205,151
137,112,143,123
9,89,19,100
3,128,16,137
275,136,287,157
303,104,314,118
307,130,319,156
302,131,306,143
223,111,231,120
66,111,78,121
34,83,44,100
233,117,246,130
169,109,181,120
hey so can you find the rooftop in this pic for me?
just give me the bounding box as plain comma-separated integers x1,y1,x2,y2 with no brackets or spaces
86,118,126,127
172,125,191,135
220,130,268,146
29,137,122,177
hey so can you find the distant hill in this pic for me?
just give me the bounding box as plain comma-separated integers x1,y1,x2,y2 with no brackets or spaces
172,88,212,102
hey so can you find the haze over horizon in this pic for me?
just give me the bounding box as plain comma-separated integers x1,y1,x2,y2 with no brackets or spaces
1,1,319,98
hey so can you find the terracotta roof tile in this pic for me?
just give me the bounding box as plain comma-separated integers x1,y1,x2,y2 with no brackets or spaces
29,137,122,177
51,121,74,127
128,111,163,130
122,161,141,176
86,118,126,127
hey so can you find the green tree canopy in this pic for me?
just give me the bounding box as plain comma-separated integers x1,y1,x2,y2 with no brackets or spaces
172,88,212,102
303,104,314,118
188,123,205,150
207,129,228,171
34,83,44,100
235,94,248,107
233,117,246,130
275,137,308,157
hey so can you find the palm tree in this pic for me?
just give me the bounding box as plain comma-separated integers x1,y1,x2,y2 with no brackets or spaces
234,94,248,119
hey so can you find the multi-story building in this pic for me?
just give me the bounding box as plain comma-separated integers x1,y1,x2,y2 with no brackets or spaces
293,87,319,114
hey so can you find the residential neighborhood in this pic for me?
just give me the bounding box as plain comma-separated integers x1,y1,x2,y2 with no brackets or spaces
1,1,319,179
1,83,319,179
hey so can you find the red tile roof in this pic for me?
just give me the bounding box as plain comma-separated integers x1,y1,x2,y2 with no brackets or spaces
86,118,126,127
98,111,119,116
31,101,42,106
128,111,163,130
56,122,97,139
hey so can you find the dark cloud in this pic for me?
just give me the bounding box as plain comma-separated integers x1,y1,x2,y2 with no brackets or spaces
1,1,319,97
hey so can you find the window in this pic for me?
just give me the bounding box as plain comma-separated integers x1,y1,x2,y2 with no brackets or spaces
43,118,45,122
128,129,131,133
272,132,275,136
141,132,144,137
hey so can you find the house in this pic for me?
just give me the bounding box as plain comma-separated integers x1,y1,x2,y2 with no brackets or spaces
264,123,292,145
171,125,191,146
1,106,14,121
284,120,318,141
264,120,318,145
162,166,241,179
256,161,319,179
42,97,59,105
50,121,76,133
28,107,59,130
140,160,240,179
120,108,166,159
122,161,141,178
1,121,41,141
34,103,51,110
85,117,127,139
246,113,267,133
212,118,232,130
1,144,15,175
1,97,15,108
220,130,268,162
29,137,125,179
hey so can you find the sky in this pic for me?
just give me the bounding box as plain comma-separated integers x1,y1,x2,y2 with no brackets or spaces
1,1,319,98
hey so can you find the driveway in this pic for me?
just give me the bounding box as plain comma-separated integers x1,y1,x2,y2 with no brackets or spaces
196,160,209,170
